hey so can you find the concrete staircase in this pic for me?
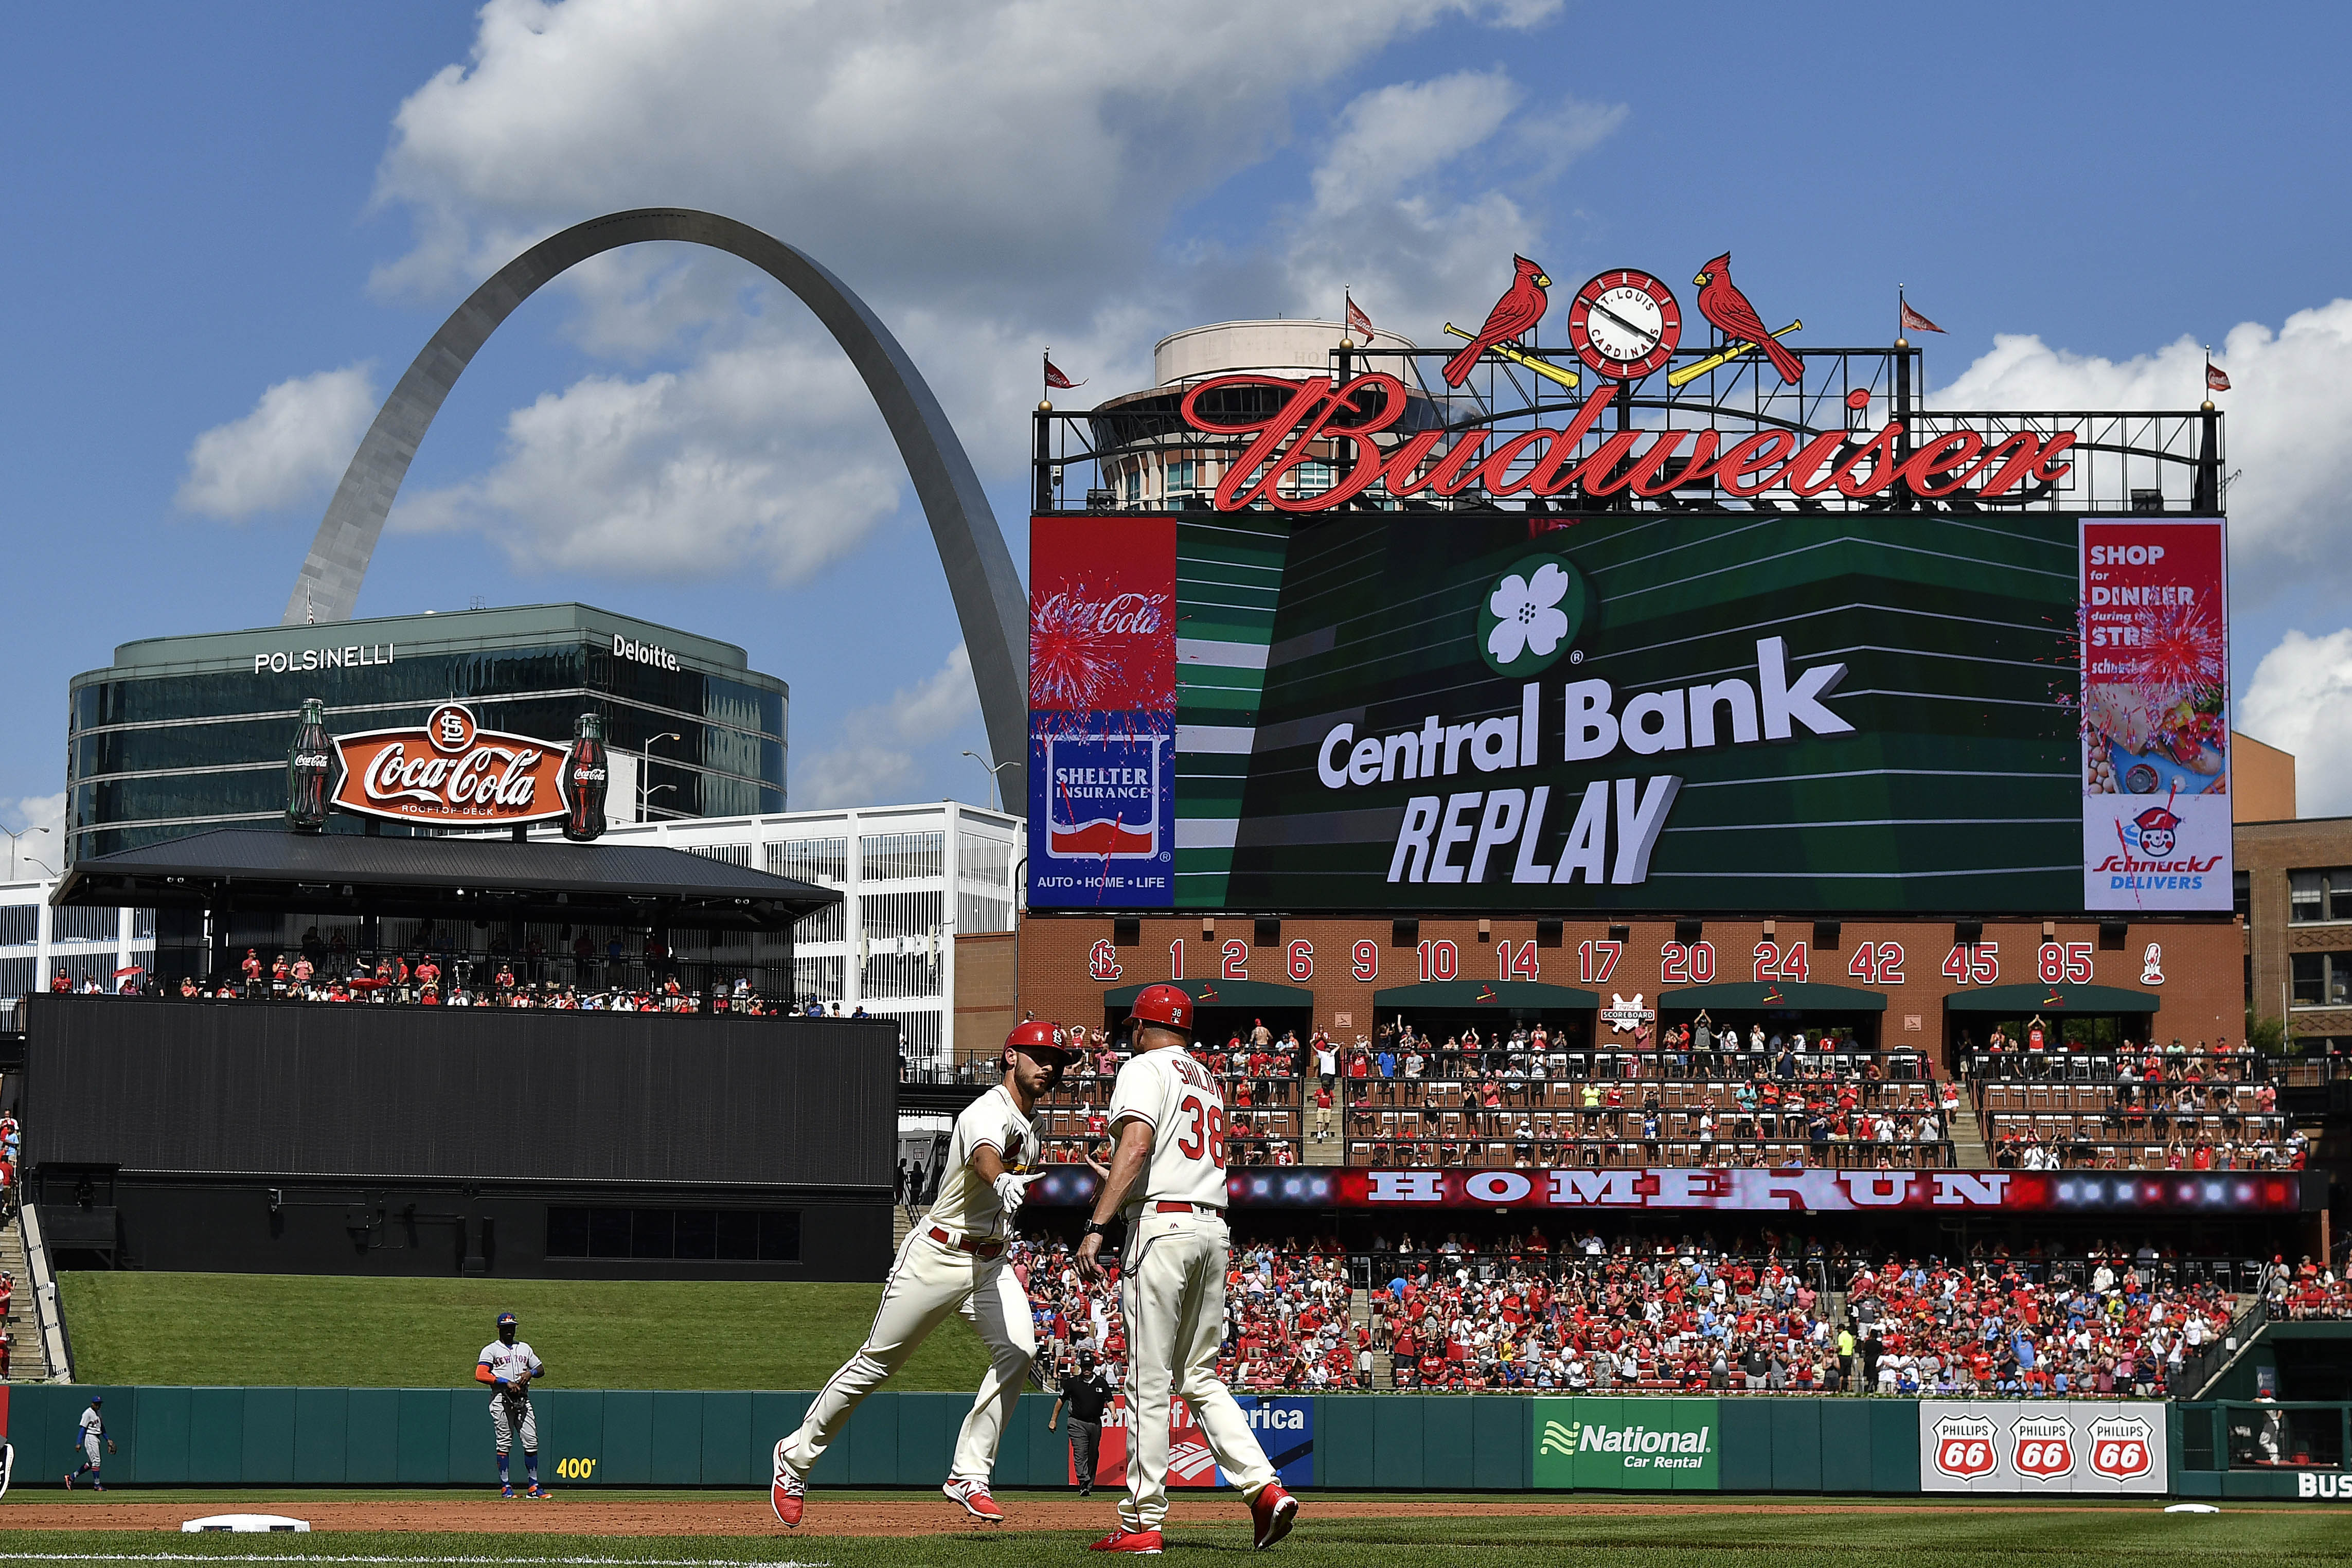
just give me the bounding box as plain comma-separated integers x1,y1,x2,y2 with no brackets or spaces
1946,1091,1993,1166
0,1209,47,1381
1350,1280,1393,1388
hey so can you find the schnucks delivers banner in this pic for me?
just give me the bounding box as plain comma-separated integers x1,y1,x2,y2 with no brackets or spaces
1918,1400,2166,1493
1533,1397,1718,1489
2079,518,2231,911
1030,508,2229,915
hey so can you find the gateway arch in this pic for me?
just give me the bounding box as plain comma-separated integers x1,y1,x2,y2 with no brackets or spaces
285,208,1029,803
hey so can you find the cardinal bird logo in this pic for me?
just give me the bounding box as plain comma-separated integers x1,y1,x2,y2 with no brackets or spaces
1442,255,1551,386
1693,254,1803,384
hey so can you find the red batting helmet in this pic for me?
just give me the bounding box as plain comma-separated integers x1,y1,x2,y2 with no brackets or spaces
1004,1019,1068,1060
1129,983,1195,1035
1002,1020,1071,1086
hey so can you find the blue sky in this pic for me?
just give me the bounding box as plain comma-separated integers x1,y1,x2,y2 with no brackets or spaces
8,0,2352,842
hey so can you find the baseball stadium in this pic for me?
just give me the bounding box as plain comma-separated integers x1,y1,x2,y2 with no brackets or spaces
0,215,2345,1567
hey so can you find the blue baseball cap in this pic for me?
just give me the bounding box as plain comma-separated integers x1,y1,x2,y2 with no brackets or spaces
496,1312,518,1327
89,1394,102,1404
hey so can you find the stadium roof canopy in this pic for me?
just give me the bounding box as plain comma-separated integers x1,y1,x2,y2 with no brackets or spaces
51,827,839,933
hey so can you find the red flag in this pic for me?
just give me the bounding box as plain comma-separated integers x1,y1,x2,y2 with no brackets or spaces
1044,358,1084,390
1900,298,1945,334
1346,295,1374,340
2205,362,2231,391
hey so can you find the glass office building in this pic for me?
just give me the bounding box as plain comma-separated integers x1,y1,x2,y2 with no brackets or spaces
67,603,788,863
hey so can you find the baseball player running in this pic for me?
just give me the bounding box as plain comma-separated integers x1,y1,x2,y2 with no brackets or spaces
772,1021,1072,1529
1078,984,1296,1554
477,1311,548,1498
63,1393,113,1490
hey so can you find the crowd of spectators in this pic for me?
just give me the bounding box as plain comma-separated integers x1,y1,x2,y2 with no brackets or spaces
2262,1256,2352,1321
1028,1015,1969,1171
46,951,835,1018
1002,1218,2278,1398
1842,1253,2236,1397
1969,1038,2307,1171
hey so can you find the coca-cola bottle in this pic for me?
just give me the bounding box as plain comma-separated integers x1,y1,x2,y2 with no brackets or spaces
563,712,610,842
286,697,333,832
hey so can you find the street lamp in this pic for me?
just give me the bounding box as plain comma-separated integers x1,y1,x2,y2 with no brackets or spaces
644,782,679,818
2,824,51,881
641,732,684,822
960,751,1020,813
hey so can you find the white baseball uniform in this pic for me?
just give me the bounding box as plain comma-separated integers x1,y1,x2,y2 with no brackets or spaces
478,1338,544,1453
1106,1045,1275,1533
778,1083,1039,1486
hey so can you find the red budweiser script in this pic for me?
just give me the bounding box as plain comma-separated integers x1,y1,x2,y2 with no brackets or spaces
1180,374,2078,511
331,702,570,827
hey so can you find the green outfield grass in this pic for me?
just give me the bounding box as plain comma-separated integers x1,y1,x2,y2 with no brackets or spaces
55,1273,989,1389
0,1496,2346,1566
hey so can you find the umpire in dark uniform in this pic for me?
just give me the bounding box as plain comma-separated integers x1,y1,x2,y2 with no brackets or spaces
1048,1353,1113,1496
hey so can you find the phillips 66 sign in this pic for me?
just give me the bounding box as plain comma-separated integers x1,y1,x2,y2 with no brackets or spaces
1919,1402,2164,1493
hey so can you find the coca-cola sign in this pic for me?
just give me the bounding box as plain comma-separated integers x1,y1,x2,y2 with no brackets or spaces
330,702,571,827
1029,515,1175,713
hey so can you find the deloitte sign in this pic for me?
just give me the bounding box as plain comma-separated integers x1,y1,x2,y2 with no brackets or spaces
1532,1398,1718,1490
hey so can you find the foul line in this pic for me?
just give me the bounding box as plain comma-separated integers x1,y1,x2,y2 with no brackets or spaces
5,1557,829,1567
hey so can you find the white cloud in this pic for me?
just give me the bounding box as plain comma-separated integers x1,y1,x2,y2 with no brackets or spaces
388,334,899,584
1311,72,1523,215
795,644,983,809
2242,630,2352,815
347,2,1576,575
177,364,377,518
1,792,64,880
1936,301,2352,602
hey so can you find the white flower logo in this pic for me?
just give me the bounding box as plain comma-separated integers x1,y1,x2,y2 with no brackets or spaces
1486,562,1573,667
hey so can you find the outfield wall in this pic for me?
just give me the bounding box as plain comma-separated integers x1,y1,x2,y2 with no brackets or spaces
8,1385,2319,1496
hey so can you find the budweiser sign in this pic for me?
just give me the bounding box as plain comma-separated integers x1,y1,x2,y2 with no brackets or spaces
330,702,570,827
1180,374,2078,512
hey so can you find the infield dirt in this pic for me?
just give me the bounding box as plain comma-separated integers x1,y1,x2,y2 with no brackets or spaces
0,1495,2221,1536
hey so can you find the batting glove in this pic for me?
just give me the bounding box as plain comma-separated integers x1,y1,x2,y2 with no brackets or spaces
993,1172,1033,1215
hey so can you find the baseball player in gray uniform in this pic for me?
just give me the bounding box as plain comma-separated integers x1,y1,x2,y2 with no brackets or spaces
477,1311,547,1498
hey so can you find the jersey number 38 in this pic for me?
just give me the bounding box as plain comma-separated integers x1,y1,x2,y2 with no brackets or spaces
1173,1094,1226,1167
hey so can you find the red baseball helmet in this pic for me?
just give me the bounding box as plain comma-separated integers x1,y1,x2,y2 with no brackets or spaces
1004,1019,1070,1059
1129,984,1195,1035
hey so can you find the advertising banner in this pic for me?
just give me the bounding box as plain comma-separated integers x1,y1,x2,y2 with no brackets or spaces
1034,507,2177,914
1023,1165,2315,1215
1079,1394,1312,1489
1029,515,1177,909
2079,519,2231,911
1918,1401,2166,1493
329,701,573,828
1533,1397,1718,1490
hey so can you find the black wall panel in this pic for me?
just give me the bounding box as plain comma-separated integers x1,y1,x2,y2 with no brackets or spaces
23,998,895,1188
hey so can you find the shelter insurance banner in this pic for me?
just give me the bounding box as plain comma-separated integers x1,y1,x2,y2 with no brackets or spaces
1918,1401,2166,1493
2079,518,2231,911
1533,1397,1719,1490
1079,1395,1312,1489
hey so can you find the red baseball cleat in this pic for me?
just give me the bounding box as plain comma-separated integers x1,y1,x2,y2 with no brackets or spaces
1089,1527,1165,1554
771,1442,805,1528
942,1477,1004,1522
1251,1482,1297,1549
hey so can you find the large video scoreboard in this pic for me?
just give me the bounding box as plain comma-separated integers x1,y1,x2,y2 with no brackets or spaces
1028,506,2230,916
